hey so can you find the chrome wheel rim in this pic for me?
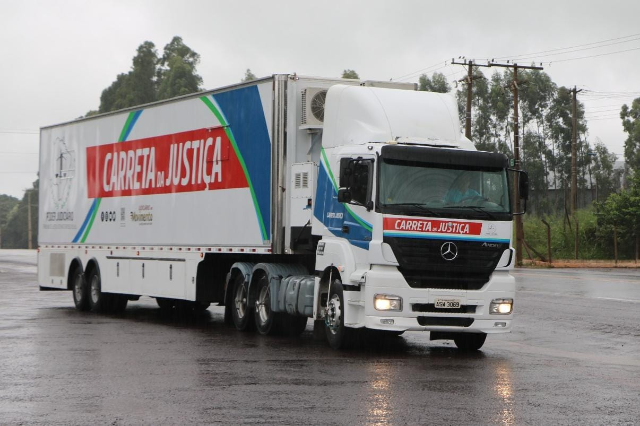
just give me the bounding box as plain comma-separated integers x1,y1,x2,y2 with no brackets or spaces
234,281,247,319
256,284,271,325
74,274,83,301
90,275,100,304
326,294,342,334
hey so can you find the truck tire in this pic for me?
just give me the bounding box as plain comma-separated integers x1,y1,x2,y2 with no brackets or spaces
71,266,90,311
254,274,279,335
231,273,253,331
88,267,110,313
453,333,487,351
325,279,353,349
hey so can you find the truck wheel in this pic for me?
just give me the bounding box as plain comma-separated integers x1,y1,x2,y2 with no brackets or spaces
254,275,279,335
453,333,487,351
231,274,253,331
88,268,110,313
325,279,352,349
71,266,90,311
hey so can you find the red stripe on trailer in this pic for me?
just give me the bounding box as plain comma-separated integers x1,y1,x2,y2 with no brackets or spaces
86,127,249,198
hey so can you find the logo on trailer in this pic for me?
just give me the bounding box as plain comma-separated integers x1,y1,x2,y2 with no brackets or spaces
440,242,458,261
85,127,248,198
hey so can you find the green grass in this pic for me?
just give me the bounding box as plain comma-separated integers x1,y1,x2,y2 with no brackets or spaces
522,207,635,260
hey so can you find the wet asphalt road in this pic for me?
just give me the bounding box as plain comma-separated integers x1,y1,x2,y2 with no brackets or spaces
1,250,639,425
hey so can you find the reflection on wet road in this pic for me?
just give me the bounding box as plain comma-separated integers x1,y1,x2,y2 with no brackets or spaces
0,250,638,425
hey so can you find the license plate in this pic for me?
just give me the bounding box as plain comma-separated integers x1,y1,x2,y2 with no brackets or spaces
434,298,461,309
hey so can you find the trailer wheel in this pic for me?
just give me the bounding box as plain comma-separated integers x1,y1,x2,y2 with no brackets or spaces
88,268,110,313
453,333,487,351
254,275,279,335
325,279,353,349
231,273,253,331
71,266,90,311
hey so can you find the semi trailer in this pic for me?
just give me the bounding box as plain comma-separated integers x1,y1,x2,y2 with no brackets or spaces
38,74,528,350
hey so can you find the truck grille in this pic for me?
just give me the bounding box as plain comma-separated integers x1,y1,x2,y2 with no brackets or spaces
417,317,475,327
384,237,508,290
412,303,477,314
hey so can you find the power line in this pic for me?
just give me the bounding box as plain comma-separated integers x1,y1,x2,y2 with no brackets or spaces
550,46,640,64
583,89,640,94
483,32,640,61
395,33,640,86
588,116,623,121
0,152,38,155
393,60,449,81
584,104,625,110
585,114,621,119
493,36,640,62
0,130,39,135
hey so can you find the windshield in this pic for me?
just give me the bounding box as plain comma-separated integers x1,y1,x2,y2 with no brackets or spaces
378,159,511,219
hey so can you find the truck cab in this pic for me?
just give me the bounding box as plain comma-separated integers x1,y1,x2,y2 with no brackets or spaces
309,84,527,349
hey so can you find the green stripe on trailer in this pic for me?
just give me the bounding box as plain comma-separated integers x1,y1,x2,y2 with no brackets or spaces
200,96,268,241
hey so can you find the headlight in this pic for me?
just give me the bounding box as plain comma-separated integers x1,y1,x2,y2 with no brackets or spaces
490,298,513,315
374,294,402,311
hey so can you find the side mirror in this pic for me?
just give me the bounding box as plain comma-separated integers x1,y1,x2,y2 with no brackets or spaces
519,171,529,201
338,157,373,207
508,169,529,215
337,188,351,203
339,158,354,187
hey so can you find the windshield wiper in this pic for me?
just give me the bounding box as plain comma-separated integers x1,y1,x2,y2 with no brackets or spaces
385,203,441,217
442,205,498,220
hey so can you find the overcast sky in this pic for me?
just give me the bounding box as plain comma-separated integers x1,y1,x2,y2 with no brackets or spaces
1,0,639,198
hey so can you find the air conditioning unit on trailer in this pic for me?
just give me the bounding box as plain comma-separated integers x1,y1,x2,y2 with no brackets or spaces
301,88,327,128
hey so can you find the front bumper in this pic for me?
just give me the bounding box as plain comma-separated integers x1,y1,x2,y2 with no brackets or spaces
360,265,515,334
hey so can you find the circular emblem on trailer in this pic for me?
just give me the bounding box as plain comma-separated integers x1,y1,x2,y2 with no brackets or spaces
441,242,458,261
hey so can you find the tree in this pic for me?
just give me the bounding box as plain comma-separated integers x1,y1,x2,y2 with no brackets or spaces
0,194,19,247
418,72,450,93
157,36,202,100
242,69,257,82
99,73,130,113
99,42,158,113
1,180,38,249
97,37,201,112
591,140,619,202
519,70,556,202
546,86,587,212
620,97,640,174
128,41,159,104
596,173,640,260
341,69,359,79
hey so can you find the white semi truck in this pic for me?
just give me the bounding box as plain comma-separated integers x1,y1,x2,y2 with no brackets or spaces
38,74,528,350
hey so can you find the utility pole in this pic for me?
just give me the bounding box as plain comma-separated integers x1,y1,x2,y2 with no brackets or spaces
569,86,583,214
451,58,543,266
451,59,490,139
485,61,543,266
27,190,33,250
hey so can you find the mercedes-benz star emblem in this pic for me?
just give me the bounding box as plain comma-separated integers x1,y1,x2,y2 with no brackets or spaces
441,242,458,261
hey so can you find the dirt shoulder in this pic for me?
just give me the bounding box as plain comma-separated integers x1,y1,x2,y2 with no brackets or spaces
523,259,639,268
